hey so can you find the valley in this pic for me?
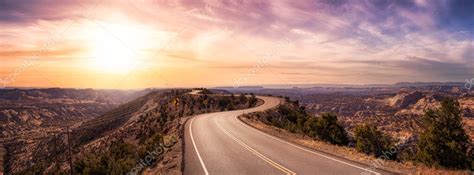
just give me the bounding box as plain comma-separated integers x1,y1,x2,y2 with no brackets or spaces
1,85,473,174
1,88,259,174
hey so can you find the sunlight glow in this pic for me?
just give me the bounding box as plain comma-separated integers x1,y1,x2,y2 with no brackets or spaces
86,21,153,74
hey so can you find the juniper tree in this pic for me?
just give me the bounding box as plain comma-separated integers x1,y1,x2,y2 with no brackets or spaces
416,98,472,169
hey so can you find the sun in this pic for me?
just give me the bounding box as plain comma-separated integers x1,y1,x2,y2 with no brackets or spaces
92,35,136,73
86,21,151,74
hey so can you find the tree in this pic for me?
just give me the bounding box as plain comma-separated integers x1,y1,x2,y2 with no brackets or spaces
354,124,395,159
304,117,318,138
226,101,235,110
218,96,232,110
248,94,258,107
263,104,308,133
304,113,349,145
416,98,472,169
312,113,348,146
278,105,297,123
74,140,137,175
239,94,247,104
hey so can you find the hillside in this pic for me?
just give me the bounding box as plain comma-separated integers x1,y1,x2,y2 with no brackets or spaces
242,95,473,174
0,88,152,138
5,89,259,174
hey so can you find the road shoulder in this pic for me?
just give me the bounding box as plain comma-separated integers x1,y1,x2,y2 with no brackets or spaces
238,115,409,174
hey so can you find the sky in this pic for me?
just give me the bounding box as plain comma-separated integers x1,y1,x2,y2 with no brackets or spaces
0,0,473,89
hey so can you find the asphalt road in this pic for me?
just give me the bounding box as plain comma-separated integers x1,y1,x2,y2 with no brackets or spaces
184,96,394,175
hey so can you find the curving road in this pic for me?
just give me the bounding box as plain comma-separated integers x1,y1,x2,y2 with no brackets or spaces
184,96,394,175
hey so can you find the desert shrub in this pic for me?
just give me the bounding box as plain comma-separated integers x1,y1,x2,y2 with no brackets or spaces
272,105,308,133
416,98,472,170
74,140,138,175
312,113,348,146
278,105,298,123
239,94,247,104
248,93,258,107
303,117,318,138
354,124,396,159
217,96,232,110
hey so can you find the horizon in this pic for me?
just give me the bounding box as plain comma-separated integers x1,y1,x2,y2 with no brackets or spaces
0,81,468,91
1,0,473,89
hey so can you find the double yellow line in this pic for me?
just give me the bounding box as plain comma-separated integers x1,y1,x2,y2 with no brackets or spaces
216,120,296,175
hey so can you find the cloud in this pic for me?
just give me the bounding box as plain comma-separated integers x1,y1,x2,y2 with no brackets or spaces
396,56,474,77
0,47,83,59
0,0,88,24
0,0,473,87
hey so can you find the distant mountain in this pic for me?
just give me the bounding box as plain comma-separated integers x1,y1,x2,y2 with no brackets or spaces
215,86,264,90
217,82,466,90
393,82,465,87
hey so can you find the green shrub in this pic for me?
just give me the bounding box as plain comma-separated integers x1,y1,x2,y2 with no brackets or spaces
354,124,396,159
74,140,138,175
217,96,232,110
239,94,247,104
272,105,308,133
248,94,258,107
303,117,318,138
306,113,349,145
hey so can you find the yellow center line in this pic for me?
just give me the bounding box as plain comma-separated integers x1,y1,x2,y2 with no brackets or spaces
215,119,296,175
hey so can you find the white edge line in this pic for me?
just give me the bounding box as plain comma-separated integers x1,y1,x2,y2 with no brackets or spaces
238,98,382,175
189,117,210,175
